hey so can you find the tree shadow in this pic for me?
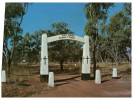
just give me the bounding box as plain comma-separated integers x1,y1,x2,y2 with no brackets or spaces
89,77,95,80
55,82,69,87
112,76,121,79
102,74,112,78
18,83,32,86
3,80,29,85
31,71,40,75
101,79,109,83
54,75,80,83
20,79,29,83
3,82,15,85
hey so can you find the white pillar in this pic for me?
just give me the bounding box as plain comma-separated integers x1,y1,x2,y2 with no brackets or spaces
48,72,54,87
81,35,91,80
40,33,49,82
112,68,117,78
95,70,101,84
2,70,6,82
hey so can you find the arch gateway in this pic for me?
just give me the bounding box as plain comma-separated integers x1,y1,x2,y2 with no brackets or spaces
40,34,91,82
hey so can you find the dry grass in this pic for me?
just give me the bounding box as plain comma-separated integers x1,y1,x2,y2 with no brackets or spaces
2,63,53,97
2,82,52,97
2,62,131,97
2,63,52,97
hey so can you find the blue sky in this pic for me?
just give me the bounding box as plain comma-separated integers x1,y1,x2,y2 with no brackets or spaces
20,3,124,37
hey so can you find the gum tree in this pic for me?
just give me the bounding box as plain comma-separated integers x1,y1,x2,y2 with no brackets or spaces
49,22,82,71
84,3,114,77
106,11,131,66
3,3,28,76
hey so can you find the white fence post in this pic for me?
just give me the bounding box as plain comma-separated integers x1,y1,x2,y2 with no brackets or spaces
2,70,6,83
48,72,54,87
95,70,101,84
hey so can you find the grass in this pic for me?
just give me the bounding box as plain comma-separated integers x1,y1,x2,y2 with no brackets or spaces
2,82,51,97
2,63,53,97
2,62,131,97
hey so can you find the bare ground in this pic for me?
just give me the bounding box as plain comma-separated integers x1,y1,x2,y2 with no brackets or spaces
31,74,131,97
2,62,131,97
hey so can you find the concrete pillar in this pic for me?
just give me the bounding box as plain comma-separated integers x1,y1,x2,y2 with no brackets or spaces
112,68,117,79
81,35,91,80
2,70,6,83
40,34,49,82
48,72,54,87
95,70,101,84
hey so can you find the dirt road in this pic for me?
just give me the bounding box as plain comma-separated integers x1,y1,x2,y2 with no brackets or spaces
32,74,131,97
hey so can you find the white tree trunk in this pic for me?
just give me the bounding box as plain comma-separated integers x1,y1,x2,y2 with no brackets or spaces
100,55,107,67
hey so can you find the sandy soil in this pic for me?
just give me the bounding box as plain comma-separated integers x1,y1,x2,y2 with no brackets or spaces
31,74,131,97
2,63,131,97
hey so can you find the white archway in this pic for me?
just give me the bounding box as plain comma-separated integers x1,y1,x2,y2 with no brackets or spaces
40,34,91,82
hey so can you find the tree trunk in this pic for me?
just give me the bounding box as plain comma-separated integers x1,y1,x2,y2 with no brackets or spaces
60,61,64,71
14,61,18,66
108,50,120,66
93,46,96,78
100,55,107,67
129,54,131,67
7,58,11,77
115,61,119,66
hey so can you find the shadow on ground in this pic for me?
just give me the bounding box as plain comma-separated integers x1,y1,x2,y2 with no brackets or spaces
54,75,80,83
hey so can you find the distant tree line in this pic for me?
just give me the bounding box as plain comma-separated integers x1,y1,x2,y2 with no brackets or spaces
11,23,83,71
2,3,131,77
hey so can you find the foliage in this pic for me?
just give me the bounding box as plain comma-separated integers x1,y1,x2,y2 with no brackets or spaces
123,3,131,16
3,3,28,75
14,30,46,64
105,11,131,66
48,22,83,71
84,3,114,76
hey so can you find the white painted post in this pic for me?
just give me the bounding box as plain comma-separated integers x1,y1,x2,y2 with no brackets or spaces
40,33,49,82
95,70,101,84
2,70,6,82
48,72,54,87
74,62,77,67
112,68,117,78
81,35,90,80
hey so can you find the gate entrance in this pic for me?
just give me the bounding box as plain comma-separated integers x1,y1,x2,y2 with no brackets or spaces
40,34,91,82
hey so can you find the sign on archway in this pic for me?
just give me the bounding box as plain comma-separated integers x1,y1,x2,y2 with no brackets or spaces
40,34,91,82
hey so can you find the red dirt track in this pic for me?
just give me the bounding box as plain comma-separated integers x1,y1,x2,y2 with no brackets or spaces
32,74,131,97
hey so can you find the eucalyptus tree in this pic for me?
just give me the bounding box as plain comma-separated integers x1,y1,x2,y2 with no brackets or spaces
84,3,114,77
96,35,109,67
123,3,131,66
13,30,46,65
3,3,28,75
106,11,131,66
123,3,131,16
48,22,82,71
32,30,46,63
